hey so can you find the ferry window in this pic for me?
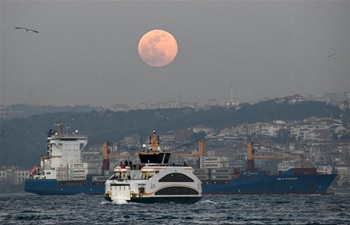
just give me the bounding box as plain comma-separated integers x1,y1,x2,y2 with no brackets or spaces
159,173,194,182
155,187,198,195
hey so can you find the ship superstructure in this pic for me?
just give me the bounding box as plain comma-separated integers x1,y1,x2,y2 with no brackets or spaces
25,122,104,195
41,122,88,179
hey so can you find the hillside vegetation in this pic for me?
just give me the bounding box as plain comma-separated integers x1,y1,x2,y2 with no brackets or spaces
0,100,343,168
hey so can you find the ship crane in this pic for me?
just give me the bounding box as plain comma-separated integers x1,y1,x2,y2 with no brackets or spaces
101,141,138,171
247,141,307,171
102,140,205,159
101,132,205,172
172,140,204,158
102,130,162,161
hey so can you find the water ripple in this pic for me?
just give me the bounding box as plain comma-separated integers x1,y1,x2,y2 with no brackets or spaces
0,193,349,225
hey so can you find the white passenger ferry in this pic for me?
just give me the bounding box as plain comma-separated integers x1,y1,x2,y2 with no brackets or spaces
104,131,202,203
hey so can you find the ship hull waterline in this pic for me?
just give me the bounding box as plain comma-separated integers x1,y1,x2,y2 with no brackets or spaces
25,174,336,195
24,179,104,195
104,195,202,204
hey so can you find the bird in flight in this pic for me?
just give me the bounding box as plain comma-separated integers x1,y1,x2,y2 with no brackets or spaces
15,27,39,33
328,53,336,58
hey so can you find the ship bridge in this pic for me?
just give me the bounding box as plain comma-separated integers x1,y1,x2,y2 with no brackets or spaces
138,130,171,164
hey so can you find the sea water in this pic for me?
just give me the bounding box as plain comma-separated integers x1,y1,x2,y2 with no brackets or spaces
0,193,349,225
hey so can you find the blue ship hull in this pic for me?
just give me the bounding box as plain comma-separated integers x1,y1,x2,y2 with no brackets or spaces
24,179,105,195
201,170,337,194
25,169,336,195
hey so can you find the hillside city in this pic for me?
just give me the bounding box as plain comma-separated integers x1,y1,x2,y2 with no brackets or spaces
1,91,349,193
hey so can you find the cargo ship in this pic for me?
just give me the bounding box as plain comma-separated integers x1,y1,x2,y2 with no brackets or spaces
25,123,336,195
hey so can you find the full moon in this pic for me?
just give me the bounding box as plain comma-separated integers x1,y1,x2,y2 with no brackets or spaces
138,29,178,67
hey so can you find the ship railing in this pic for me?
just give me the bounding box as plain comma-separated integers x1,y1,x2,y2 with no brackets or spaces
49,134,87,138
143,163,190,167
26,174,46,180
117,163,192,172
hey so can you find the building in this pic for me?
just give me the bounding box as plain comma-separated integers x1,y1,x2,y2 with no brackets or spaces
12,168,29,185
188,125,214,134
287,94,306,104
0,166,29,192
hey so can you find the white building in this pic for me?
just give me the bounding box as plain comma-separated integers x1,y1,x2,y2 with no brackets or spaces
12,168,29,185
260,123,285,137
188,125,214,134
0,166,29,185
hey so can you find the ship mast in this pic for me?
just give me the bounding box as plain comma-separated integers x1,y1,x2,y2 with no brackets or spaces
54,121,63,136
150,130,160,150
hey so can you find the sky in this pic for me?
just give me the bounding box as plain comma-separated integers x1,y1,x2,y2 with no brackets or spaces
1,1,349,107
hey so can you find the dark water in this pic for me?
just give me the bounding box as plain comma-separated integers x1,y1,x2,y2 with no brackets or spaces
1,193,349,225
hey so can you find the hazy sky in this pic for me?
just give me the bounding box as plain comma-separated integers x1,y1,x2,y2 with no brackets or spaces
1,1,349,107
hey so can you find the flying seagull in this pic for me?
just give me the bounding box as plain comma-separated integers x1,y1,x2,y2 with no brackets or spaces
15,27,39,33
328,53,336,58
